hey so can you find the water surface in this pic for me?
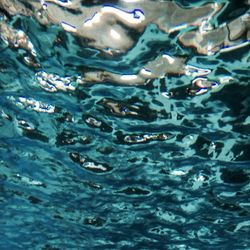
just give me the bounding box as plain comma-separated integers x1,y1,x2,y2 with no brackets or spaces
0,0,249,249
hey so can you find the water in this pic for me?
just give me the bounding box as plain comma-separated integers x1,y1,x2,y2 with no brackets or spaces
0,0,249,249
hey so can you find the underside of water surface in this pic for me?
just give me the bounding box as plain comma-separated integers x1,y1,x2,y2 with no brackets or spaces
0,0,249,249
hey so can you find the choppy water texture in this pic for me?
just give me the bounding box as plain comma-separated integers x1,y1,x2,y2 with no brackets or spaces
0,0,250,249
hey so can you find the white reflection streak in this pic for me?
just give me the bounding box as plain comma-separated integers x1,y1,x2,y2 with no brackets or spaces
110,29,121,40
162,54,175,64
185,65,211,77
44,0,72,7
18,97,55,113
84,12,101,27
84,6,145,27
102,6,145,24
61,21,77,32
169,23,188,33
120,75,138,80
140,68,152,76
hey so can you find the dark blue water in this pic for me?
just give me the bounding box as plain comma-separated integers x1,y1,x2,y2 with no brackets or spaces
0,0,250,249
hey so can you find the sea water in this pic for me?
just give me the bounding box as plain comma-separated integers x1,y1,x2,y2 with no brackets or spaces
0,0,249,249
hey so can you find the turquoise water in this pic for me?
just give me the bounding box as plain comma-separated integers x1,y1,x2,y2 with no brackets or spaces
0,0,250,249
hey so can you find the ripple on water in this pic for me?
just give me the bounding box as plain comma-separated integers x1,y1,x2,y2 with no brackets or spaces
0,0,249,249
